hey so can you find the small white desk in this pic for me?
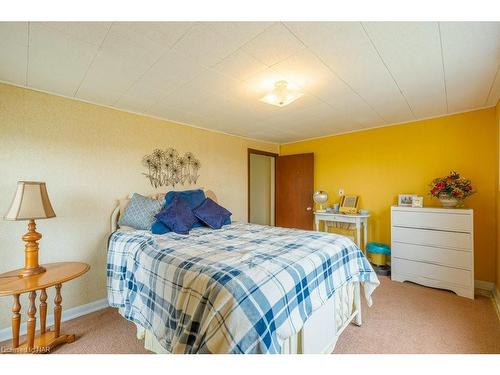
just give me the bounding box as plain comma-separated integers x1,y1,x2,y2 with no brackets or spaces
314,212,370,252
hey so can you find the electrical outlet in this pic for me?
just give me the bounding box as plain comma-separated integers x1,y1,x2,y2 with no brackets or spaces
338,188,344,196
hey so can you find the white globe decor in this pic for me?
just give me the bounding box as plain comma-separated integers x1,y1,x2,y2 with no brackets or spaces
313,191,328,212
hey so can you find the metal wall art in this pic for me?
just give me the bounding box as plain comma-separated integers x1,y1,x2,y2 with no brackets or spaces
142,148,201,188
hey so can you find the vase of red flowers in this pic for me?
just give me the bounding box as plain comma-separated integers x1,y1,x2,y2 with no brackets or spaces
437,192,459,208
429,171,475,208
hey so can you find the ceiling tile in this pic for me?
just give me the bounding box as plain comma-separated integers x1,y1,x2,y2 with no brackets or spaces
212,49,268,81
440,22,500,112
153,82,215,113
0,22,28,46
99,23,170,68
284,123,339,140
139,49,207,90
179,68,241,98
286,22,414,124
0,42,27,86
28,23,101,96
336,95,384,127
75,49,153,105
114,79,173,113
189,92,247,117
147,103,206,126
486,67,500,106
39,22,111,46
0,22,28,85
362,22,447,118
207,22,273,47
244,122,299,143
172,24,245,67
243,23,306,66
121,22,194,48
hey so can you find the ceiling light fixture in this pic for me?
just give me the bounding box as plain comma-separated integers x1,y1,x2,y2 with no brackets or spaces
259,80,303,107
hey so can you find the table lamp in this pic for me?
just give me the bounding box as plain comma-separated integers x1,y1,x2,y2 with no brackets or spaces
4,181,56,277
313,191,328,212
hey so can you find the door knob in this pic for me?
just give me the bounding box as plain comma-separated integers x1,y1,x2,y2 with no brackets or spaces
306,207,312,211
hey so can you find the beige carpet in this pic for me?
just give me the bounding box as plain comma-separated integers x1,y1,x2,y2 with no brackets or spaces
333,277,500,353
2,277,499,354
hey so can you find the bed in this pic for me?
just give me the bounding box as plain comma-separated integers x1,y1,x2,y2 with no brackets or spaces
107,196,379,354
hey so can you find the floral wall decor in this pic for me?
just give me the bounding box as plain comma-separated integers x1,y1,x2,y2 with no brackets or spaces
142,148,201,188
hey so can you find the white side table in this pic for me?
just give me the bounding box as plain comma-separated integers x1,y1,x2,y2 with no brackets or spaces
314,212,370,253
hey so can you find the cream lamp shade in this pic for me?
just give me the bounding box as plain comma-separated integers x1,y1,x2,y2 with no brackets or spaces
5,181,56,220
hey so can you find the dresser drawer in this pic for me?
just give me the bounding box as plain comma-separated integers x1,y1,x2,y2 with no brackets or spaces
392,226,472,251
392,242,472,270
392,258,472,287
392,210,472,232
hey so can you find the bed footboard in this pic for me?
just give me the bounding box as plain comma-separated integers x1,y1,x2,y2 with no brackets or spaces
133,281,362,354
282,281,361,354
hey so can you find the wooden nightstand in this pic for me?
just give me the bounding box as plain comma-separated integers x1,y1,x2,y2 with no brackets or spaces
0,262,90,353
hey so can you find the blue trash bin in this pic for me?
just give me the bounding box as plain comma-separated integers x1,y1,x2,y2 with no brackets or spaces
366,242,391,267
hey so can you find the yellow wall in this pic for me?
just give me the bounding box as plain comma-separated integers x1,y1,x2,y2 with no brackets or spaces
281,108,498,283
0,83,278,330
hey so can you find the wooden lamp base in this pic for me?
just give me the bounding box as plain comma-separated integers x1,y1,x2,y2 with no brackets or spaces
19,266,46,278
20,219,46,278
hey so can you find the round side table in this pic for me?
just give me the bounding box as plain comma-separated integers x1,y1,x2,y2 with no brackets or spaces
0,262,90,354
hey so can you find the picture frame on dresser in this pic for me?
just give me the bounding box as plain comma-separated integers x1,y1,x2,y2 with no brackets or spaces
398,194,416,207
390,206,474,299
411,196,423,208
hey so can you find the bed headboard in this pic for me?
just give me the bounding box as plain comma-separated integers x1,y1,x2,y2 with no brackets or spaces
110,189,218,232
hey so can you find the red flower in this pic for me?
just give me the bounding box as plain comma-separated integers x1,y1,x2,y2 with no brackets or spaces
436,182,445,190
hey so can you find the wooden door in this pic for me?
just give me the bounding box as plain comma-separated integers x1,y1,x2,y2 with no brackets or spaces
276,153,314,230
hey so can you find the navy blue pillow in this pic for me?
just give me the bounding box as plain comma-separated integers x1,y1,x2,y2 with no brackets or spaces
168,190,206,224
193,198,232,230
155,196,197,235
151,189,206,234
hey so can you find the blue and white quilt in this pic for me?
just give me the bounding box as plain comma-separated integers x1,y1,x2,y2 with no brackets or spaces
107,222,379,354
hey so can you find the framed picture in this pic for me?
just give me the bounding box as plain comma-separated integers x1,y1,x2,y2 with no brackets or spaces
411,196,424,208
398,194,416,207
339,195,359,214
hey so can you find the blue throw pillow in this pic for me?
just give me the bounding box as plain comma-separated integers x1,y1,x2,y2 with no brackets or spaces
151,220,170,235
163,189,206,228
118,193,162,230
152,190,206,234
155,195,197,235
193,198,232,230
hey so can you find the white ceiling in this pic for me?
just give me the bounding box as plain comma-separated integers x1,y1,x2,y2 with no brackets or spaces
1,21,499,143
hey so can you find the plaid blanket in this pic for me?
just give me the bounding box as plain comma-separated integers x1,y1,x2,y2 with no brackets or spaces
107,222,379,353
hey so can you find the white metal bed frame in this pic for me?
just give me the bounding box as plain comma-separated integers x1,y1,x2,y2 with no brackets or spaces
109,198,363,354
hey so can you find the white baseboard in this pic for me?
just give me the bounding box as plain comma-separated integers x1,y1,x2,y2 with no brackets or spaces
474,279,495,296
474,280,500,321
0,298,109,343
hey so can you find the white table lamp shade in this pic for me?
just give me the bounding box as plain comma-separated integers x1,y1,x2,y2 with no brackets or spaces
4,181,56,220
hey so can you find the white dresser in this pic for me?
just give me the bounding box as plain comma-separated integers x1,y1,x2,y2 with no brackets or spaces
391,206,474,299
